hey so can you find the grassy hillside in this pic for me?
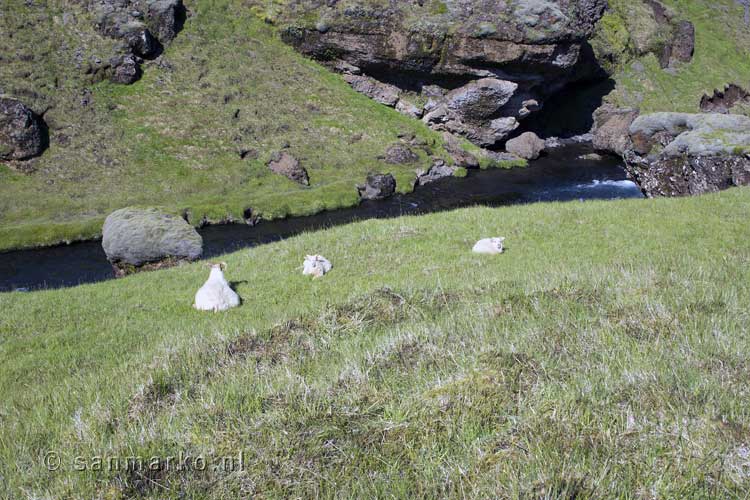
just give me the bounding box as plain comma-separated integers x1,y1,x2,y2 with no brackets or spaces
596,0,750,112
0,0,491,252
2,189,750,498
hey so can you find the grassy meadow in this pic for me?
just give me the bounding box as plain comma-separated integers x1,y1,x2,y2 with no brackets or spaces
2,188,750,498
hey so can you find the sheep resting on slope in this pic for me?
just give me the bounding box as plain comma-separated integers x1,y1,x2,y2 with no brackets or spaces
302,255,332,278
194,262,241,312
472,237,505,255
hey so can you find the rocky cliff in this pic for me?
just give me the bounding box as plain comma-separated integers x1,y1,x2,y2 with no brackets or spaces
273,0,609,147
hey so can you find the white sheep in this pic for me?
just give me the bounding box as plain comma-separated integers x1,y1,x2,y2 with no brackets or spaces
472,237,505,255
193,262,241,312
302,255,332,278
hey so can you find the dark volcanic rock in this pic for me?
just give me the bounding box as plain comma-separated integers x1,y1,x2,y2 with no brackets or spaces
643,0,695,68
417,159,457,185
700,84,750,114
592,105,639,156
123,26,159,58
383,143,419,164
267,151,310,185
623,113,750,197
358,173,396,200
93,0,186,84
0,98,47,161
670,20,695,64
110,54,143,84
146,0,186,44
624,152,750,197
102,207,203,273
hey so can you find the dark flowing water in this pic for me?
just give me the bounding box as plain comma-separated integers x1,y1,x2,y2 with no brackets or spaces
0,144,643,292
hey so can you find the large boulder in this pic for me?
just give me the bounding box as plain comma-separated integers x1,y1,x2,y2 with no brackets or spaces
146,0,186,44
623,113,750,197
592,105,639,156
445,78,518,122
0,98,46,161
505,132,546,160
358,173,396,200
102,207,203,272
420,78,521,147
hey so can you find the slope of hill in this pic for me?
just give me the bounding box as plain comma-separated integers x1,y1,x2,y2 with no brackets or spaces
1,188,750,497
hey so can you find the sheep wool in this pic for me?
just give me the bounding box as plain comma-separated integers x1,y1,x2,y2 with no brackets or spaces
194,263,241,312
302,255,332,278
472,237,505,255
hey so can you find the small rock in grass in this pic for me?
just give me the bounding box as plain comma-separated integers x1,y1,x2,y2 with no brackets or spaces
267,151,309,185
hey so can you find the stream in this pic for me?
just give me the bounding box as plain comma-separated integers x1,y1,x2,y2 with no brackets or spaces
0,144,643,292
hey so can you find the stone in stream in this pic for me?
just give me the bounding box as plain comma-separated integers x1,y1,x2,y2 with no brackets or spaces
417,159,457,185
358,173,396,200
102,207,203,276
592,104,639,156
505,132,545,160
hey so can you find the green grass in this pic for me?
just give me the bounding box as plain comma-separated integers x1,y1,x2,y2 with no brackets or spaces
0,0,478,252
599,0,750,113
2,188,750,498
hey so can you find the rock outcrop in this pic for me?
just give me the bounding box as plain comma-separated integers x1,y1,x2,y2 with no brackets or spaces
0,98,47,161
700,84,750,114
505,132,546,160
267,152,310,185
623,113,750,197
592,105,639,156
94,0,186,84
358,173,396,200
102,207,203,275
278,0,608,147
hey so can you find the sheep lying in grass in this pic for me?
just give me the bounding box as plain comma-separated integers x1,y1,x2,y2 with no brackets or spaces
472,237,505,255
194,262,241,312
302,255,332,278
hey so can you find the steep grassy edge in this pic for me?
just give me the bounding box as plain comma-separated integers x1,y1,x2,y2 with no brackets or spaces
0,0,507,253
595,0,750,112
1,188,749,497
